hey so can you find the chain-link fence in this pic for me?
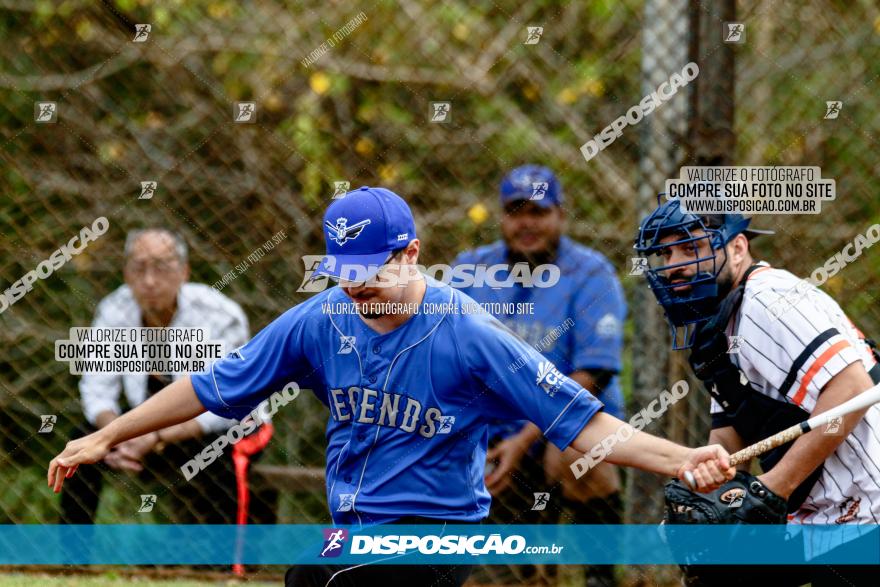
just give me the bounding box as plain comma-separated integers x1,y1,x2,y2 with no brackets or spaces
2,0,880,584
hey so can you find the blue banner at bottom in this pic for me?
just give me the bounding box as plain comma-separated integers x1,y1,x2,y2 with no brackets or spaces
0,525,878,565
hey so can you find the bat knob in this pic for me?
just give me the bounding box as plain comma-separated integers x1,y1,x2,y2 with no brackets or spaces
683,470,697,490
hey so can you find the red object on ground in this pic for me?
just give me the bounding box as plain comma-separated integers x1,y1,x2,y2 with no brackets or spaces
231,423,274,576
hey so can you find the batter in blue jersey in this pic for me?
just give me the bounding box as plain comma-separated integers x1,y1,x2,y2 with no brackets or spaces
49,186,736,587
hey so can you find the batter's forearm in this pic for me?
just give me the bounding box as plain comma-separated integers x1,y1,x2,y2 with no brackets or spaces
571,412,688,477
98,376,206,447
157,419,203,443
604,431,689,477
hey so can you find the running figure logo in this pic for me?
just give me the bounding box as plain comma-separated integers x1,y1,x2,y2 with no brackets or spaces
139,181,157,200
133,24,151,42
824,101,842,120
727,335,744,354
35,102,57,123
332,181,350,199
530,182,548,201
337,494,355,512
824,416,843,435
524,27,544,45
234,102,256,123
430,102,451,123
319,528,349,558
338,336,356,355
724,22,745,43
629,257,648,276
532,492,550,511
38,415,57,434
138,494,157,513
437,416,455,434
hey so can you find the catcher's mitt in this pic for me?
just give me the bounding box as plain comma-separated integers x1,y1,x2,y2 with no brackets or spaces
664,471,788,525
663,472,789,586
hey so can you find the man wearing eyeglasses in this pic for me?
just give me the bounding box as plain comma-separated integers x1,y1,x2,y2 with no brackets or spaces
59,228,270,524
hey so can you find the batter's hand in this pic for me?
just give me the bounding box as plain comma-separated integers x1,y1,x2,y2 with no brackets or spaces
485,436,529,496
48,432,112,493
676,444,735,492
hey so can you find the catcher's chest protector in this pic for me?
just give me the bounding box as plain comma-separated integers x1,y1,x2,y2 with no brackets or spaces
688,264,823,510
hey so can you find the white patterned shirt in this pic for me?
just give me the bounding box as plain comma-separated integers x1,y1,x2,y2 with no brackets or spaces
79,283,249,433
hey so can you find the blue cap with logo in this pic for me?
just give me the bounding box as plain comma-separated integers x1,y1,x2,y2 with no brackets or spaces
315,186,417,281
499,165,563,208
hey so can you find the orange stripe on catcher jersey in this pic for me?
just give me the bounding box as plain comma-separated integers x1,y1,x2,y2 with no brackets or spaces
792,340,851,406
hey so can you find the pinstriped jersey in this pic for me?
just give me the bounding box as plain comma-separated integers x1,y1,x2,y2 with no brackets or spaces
711,262,880,530
190,278,603,526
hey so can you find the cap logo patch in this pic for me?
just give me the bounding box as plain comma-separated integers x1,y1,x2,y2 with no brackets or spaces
326,217,371,246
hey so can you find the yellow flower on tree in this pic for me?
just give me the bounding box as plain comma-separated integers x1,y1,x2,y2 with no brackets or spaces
355,137,375,156
557,87,577,105
310,72,331,95
468,203,489,225
379,164,398,182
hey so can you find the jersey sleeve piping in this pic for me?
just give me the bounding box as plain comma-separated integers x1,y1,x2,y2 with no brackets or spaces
543,388,587,436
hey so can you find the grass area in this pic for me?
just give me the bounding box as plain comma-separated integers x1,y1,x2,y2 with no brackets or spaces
0,574,277,586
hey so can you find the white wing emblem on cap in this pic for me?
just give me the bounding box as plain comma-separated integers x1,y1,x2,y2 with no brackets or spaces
325,217,371,245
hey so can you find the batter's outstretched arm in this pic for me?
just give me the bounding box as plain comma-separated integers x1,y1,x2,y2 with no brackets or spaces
570,412,735,492
48,376,205,493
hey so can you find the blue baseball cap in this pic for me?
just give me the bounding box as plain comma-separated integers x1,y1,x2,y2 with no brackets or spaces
315,186,417,282
500,165,563,208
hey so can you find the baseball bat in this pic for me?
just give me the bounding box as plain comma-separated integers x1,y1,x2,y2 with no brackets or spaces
684,381,880,489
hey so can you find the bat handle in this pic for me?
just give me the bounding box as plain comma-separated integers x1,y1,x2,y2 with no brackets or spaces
729,422,805,467
683,421,802,490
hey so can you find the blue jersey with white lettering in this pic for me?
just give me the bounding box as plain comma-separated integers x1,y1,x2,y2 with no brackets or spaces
452,236,626,440
190,278,603,526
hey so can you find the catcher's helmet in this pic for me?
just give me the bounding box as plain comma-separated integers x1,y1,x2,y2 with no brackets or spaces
500,165,562,207
634,197,773,349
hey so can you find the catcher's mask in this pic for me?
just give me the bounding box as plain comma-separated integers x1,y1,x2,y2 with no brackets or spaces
634,197,773,349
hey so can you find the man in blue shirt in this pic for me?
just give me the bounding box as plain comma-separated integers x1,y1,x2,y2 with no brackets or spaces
49,187,733,587
453,165,626,586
